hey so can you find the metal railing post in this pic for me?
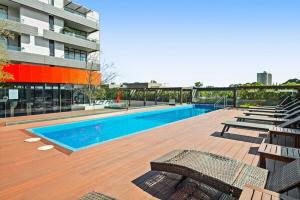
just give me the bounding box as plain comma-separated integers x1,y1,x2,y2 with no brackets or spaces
233,88,237,108
180,88,183,104
143,89,146,106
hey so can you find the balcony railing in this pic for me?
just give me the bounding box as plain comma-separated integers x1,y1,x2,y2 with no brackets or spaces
64,54,87,62
0,13,21,22
62,31,99,43
63,7,98,22
6,45,23,52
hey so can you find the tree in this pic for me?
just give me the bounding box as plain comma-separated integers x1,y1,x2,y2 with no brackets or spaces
101,62,117,84
74,61,100,105
194,81,203,87
0,20,14,84
282,78,300,85
73,58,118,105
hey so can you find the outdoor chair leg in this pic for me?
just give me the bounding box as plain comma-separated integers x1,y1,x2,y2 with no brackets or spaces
295,136,300,148
259,154,266,168
269,133,273,144
221,125,228,136
226,125,230,132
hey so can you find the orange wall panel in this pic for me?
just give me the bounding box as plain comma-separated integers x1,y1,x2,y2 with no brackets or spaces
3,64,101,85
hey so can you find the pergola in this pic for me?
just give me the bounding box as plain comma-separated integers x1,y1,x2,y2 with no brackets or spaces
120,85,300,107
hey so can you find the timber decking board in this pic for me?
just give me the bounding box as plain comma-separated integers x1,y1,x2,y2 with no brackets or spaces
0,108,299,199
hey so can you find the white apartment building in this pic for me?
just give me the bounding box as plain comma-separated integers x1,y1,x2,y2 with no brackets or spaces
0,0,101,117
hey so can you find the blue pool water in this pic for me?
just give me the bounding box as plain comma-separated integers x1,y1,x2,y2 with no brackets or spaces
28,105,216,151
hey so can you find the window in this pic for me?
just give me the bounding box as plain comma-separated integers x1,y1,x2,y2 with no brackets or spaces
80,52,87,61
75,50,81,61
64,47,87,61
49,40,55,56
49,16,54,31
49,0,54,6
0,4,8,19
69,48,75,59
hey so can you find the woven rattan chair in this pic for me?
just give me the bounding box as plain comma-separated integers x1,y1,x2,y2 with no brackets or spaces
150,149,300,198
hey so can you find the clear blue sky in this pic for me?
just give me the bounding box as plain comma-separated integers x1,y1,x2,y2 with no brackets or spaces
77,0,300,86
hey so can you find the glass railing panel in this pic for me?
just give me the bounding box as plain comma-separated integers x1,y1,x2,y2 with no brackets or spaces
236,89,298,107
64,54,87,62
62,31,98,43
7,45,22,51
0,13,20,22
63,7,98,22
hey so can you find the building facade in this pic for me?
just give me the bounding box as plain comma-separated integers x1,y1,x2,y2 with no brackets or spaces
257,71,272,85
122,81,162,89
0,0,100,117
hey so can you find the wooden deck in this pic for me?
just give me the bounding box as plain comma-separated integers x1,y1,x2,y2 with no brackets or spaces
0,107,299,200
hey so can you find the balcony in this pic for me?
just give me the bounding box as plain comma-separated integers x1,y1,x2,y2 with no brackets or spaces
7,51,100,71
63,31,99,43
11,0,99,32
43,29,99,52
0,14,38,36
0,13,20,22
63,0,98,23
6,45,23,52
64,54,86,62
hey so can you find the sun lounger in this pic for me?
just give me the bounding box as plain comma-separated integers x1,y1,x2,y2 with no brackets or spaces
220,116,300,136
244,112,287,117
244,105,300,117
150,149,300,198
258,139,300,168
248,101,299,113
248,108,286,113
79,192,116,200
235,115,288,125
235,110,300,125
249,97,297,110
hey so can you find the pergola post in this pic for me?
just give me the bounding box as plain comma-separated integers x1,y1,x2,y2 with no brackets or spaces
233,88,237,108
179,88,183,104
143,89,147,106
190,89,193,104
128,90,131,107
155,90,158,105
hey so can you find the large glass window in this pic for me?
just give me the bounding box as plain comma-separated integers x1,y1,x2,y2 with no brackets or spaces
0,4,8,19
49,0,54,6
49,15,54,31
64,47,87,61
80,51,87,62
49,40,55,56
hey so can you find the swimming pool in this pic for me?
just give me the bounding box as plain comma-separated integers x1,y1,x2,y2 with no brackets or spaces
28,105,216,151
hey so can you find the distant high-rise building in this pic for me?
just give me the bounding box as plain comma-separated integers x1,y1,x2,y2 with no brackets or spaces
257,71,272,85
